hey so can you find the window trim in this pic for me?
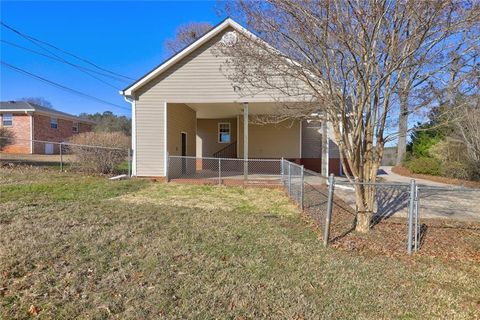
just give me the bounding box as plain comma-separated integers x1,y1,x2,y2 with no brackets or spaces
50,117,58,129
72,122,79,133
218,122,231,144
2,113,13,127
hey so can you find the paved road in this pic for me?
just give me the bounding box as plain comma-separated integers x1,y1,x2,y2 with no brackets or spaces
378,166,451,187
306,166,480,222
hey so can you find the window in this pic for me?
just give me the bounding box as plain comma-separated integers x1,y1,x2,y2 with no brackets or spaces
2,113,12,126
218,122,231,143
50,118,58,129
72,122,79,133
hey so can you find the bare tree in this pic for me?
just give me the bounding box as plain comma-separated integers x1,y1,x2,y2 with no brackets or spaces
164,22,213,55
20,97,54,109
218,0,480,232
451,96,480,164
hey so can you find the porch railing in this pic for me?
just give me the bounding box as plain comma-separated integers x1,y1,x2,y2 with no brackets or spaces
212,141,237,158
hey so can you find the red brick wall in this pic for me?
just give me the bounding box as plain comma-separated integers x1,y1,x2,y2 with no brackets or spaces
33,114,92,154
0,113,31,154
300,158,344,175
78,122,91,134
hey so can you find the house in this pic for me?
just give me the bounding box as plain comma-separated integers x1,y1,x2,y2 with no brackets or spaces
0,101,95,154
120,18,342,179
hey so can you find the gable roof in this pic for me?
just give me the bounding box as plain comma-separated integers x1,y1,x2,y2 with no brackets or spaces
120,17,262,97
0,101,96,124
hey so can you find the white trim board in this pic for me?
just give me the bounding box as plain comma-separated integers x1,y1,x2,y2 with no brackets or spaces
132,100,137,176
163,102,168,176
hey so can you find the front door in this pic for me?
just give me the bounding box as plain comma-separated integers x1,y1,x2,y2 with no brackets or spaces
181,133,187,173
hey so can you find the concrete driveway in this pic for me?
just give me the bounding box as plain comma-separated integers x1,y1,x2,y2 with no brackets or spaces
315,166,480,222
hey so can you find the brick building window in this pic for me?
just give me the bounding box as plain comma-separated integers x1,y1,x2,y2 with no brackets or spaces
2,113,13,126
72,122,79,133
50,118,58,129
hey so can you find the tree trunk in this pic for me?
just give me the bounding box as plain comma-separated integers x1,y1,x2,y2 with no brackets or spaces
354,150,381,233
354,180,377,232
354,186,370,232
396,92,409,165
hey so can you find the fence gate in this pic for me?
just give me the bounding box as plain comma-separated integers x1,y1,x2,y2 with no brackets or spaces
411,185,480,254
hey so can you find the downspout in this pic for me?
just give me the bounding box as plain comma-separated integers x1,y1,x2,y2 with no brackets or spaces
124,95,136,176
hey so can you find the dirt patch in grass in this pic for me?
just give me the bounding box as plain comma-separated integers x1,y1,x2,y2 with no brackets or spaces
1,168,480,318
392,166,480,188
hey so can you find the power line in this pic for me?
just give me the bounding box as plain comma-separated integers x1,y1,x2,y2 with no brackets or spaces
1,40,130,83
1,61,130,111
1,21,134,81
0,22,129,89
1,26,121,90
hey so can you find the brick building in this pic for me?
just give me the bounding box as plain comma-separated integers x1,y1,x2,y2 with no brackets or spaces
0,101,95,154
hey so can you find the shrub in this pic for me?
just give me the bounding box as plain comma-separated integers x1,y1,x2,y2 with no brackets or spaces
466,160,480,181
0,127,15,151
405,157,442,176
67,132,129,174
441,161,469,180
408,129,443,158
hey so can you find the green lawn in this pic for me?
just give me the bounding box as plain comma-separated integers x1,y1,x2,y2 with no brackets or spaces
1,167,479,319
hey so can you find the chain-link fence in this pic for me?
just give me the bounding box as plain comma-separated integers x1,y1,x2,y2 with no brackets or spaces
302,173,334,245
411,185,480,253
0,137,131,176
333,180,414,252
281,159,305,209
167,155,283,184
167,156,308,209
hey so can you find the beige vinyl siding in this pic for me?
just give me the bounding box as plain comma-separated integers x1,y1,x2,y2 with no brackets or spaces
301,120,340,158
135,28,286,104
135,97,166,177
238,117,301,158
328,140,340,158
167,103,196,156
197,118,237,157
326,122,340,158
302,120,322,158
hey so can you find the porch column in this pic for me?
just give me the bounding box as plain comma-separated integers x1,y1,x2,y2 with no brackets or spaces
243,102,249,180
321,116,329,177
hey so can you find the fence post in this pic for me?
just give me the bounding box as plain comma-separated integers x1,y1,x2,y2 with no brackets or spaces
300,165,304,210
288,162,291,196
166,152,170,182
127,148,131,177
218,157,221,185
59,142,63,172
414,185,419,252
407,179,416,254
281,157,284,183
323,173,335,247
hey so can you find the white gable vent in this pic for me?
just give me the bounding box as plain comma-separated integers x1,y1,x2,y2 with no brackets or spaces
221,31,238,47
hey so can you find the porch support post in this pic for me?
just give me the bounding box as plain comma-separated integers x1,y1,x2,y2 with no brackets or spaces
243,102,249,180
321,114,329,178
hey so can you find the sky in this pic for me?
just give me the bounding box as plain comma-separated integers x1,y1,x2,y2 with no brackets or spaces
0,1,223,117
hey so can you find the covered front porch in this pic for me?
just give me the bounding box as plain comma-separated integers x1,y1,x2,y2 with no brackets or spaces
165,101,337,182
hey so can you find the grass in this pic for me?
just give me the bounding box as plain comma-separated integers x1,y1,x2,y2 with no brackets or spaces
1,167,480,319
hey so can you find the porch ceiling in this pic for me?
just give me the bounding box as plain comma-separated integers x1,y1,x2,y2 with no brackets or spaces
186,102,279,119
